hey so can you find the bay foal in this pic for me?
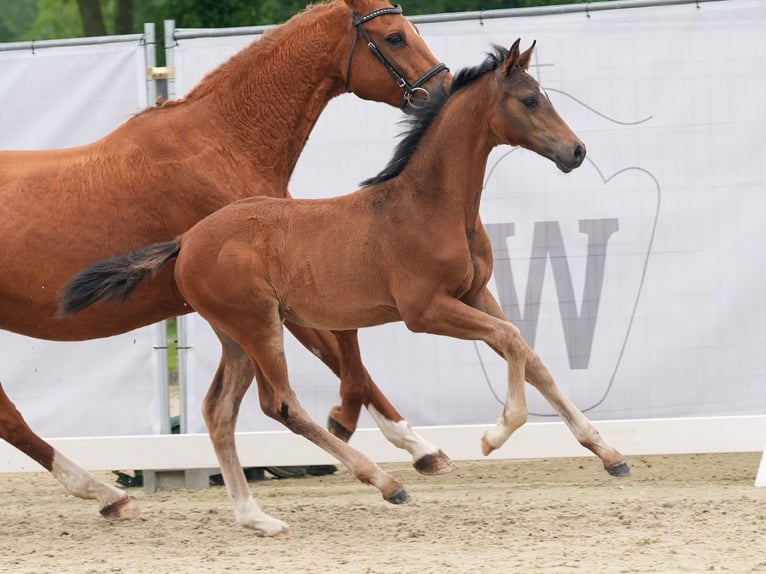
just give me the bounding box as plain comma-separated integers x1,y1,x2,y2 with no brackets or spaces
63,40,629,536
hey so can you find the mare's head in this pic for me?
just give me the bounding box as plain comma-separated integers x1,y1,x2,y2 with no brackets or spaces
342,0,449,110
478,39,585,172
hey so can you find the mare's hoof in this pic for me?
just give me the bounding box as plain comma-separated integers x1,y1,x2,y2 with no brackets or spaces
327,416,354,443
413,450,457,475
385,488,411,505
100,495,140,520
607,461,631,477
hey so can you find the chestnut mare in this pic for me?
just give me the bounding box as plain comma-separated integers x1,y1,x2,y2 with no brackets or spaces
0,0,449,522
62,40,630,537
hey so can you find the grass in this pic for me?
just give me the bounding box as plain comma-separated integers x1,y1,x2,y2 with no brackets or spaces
166,317,178,375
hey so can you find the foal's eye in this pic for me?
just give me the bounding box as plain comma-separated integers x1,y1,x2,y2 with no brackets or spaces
386,33,404,46
522,96,538,109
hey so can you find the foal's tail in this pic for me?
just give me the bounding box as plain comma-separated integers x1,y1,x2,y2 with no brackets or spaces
59,240,181,316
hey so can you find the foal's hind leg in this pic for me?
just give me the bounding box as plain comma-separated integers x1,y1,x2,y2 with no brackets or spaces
0,382,138,519
284,323,454,474
471,288,630,476
230,314,409,505
202,330,289,536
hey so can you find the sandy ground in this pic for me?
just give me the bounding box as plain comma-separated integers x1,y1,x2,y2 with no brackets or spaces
0,453,764,574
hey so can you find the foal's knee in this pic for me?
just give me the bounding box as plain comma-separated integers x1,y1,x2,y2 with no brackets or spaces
503,323,529,365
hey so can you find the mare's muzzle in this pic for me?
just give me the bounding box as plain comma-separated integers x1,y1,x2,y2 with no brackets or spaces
345,5,449,111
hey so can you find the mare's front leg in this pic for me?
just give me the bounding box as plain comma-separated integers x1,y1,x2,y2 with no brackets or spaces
284,322,454,474
203,330,290,536
0,382,138,519
470,288,630,476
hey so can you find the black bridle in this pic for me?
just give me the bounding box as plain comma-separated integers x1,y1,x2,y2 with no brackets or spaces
345,5,448,110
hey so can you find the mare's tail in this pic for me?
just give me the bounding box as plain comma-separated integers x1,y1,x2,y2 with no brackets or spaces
59,240,181,316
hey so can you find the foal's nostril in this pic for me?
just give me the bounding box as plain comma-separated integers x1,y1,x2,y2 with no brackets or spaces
574,143,585,164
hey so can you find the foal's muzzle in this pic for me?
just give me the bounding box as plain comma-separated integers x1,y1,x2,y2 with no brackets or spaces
555,142,586,173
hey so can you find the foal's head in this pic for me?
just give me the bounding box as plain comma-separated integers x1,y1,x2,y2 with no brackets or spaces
480,39,585,172
362,39,585,187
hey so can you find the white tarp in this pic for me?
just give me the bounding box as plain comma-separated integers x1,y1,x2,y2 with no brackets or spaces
176,0,766,433
0,38,163,437
0,41,147,149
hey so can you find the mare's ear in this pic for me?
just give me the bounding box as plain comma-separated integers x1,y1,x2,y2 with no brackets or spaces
501,39,522,76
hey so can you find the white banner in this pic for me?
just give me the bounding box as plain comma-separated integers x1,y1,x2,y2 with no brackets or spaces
1,330,162,437
177,0,766,432
0,41,147,149
0,38,164,437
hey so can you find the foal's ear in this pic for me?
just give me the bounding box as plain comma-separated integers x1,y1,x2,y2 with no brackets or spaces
517,40,536,71
502,39,522,76
502,39,536,76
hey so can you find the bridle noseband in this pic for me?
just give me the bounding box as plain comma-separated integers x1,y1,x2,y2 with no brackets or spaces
345,5,448,110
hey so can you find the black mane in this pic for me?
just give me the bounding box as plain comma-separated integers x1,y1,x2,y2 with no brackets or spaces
361,45,510,187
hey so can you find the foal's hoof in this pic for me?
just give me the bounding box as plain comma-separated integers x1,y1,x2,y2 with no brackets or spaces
480,435,496,456
256,524,291,538
242,516,291,537
99,495,140,520
607,460,631,477
327,416,354,443
385,488,411,505
413,450,457,475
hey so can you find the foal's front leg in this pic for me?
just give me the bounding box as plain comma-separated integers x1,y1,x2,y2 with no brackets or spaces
471,288,630,476
400,292,531,456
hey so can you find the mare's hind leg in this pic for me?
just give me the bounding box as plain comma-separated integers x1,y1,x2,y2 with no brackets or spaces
332,329,454,474
471,288,630,476
284,323,454,474
202,330,289,536
0,382,138,519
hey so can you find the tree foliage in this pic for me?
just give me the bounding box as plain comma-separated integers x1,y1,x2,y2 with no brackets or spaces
1,0,606,43
0,0,38,41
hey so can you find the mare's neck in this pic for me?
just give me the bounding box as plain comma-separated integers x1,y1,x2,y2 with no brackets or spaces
185,2,351,189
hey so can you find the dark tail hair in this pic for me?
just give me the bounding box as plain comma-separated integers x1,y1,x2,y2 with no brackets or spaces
59,240,181,316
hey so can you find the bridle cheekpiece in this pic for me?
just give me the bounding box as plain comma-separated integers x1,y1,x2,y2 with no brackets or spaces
345,5,448,110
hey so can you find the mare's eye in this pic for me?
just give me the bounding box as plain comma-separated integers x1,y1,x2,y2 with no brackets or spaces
386,33,404,46
522,96,538,109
